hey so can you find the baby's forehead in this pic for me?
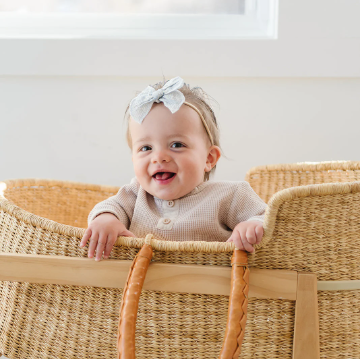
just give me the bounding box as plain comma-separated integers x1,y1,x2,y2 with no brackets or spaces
132,103,204,130
129,103,211,148
130,118,196,138
129,119,208,147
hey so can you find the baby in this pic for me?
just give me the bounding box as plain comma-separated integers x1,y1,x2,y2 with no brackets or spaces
80,77,266,261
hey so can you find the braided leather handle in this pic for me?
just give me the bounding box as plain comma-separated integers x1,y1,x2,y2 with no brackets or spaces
117,245,249,359
219,249,250,358
117,243,153,359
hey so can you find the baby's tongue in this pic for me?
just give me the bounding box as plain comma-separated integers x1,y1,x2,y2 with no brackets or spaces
155,172,173,180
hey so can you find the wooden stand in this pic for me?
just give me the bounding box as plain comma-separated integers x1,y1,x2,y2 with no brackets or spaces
0,252,320,358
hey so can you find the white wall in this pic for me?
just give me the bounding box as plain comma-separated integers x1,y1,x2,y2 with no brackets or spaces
1,76,360,186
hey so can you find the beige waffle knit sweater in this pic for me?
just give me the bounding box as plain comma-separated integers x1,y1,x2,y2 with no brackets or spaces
88,177,266,242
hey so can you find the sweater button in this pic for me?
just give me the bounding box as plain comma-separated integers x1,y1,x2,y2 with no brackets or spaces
167,200,174,207
163,218,171,224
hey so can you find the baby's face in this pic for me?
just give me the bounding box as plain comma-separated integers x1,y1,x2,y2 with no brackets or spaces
130,103,218,200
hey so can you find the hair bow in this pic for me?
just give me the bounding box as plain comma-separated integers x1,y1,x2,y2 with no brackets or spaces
129,76,186,123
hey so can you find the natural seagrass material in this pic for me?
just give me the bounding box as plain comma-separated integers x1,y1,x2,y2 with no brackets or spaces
251,180,360,358
245,161,360,203
0,179,120,229
0,179,292,359
0,176,359,358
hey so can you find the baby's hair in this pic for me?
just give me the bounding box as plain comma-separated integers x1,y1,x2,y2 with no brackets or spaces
124,79,222,181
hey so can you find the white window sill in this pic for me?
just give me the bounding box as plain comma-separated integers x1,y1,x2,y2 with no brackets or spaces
0,12,277,40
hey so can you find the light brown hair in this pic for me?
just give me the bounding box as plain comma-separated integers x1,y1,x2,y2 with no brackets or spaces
124,80,222,181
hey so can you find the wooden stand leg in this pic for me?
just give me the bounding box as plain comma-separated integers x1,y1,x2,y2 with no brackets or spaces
293,273,320,359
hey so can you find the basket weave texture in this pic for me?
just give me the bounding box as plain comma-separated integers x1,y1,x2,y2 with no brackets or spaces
245,161,360,203
0,162,360,358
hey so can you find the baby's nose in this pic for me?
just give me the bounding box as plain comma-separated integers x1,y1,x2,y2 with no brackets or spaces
151,150,171,163
152,157,170,164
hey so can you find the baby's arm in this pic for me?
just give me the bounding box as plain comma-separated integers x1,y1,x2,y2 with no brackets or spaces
80,178,139,261
225,182,267,253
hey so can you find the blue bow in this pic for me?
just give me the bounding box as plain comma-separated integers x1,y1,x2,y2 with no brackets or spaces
129,76,185,123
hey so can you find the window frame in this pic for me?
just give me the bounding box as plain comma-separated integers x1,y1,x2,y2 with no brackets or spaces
0,0,278,39
0,0,359,78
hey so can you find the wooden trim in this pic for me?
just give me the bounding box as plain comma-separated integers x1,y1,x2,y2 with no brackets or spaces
317,280,360,291
293,273,320,359
0,252,297,299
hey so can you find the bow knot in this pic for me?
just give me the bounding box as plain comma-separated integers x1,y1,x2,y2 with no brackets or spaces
153,88,164,102
129,76,186,123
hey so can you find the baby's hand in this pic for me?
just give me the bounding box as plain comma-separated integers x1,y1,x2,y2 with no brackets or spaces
80,213,136,261
226,221,263,253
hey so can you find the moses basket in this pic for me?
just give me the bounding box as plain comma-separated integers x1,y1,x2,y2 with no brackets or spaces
1,161,360,359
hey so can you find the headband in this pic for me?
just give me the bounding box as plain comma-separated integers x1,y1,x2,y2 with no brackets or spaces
129,76,214,146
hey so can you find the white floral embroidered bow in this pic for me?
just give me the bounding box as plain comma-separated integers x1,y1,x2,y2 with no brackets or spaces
129,76,185,123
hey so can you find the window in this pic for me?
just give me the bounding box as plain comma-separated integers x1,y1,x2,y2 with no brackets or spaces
0,0,278,39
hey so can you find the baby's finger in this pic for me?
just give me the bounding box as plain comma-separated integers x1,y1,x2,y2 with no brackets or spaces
80,228,92,247
104,233,116,259
123,230,136,237
255,225,264,244
95,232,108,261
226,232,236,242
246,226,257,245
88,231,99,259
240,235,255,253
239,226,254,253
231,230,245,251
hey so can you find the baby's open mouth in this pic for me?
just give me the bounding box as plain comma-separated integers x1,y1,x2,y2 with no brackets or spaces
153,172,176,180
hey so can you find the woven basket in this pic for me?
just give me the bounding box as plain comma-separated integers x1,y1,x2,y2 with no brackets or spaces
245,160,360,203
1,166,360,358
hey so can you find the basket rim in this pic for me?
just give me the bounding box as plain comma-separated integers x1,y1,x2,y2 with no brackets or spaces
2,178,360,253
0,179,237,253
257,180,360,250
0,196,237,253
1,178,120,193
245,160,360,179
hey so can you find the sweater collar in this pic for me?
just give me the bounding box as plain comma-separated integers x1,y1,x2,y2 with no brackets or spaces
177,181,209,199
152,181,209,201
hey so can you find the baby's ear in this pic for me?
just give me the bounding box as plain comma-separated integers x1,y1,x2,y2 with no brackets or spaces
205,145,221,172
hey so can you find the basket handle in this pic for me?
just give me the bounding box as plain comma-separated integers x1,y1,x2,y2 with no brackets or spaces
117,244,249,359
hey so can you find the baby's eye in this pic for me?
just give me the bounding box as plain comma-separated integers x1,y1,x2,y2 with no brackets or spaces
171,142,185,148
139,145,152,152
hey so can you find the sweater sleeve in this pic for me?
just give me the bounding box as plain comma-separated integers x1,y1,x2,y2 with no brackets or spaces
87,177,139,229
225,181,267,230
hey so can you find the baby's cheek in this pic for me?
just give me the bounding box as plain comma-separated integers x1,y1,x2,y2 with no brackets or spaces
133,159,145,175
132,162,150,186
